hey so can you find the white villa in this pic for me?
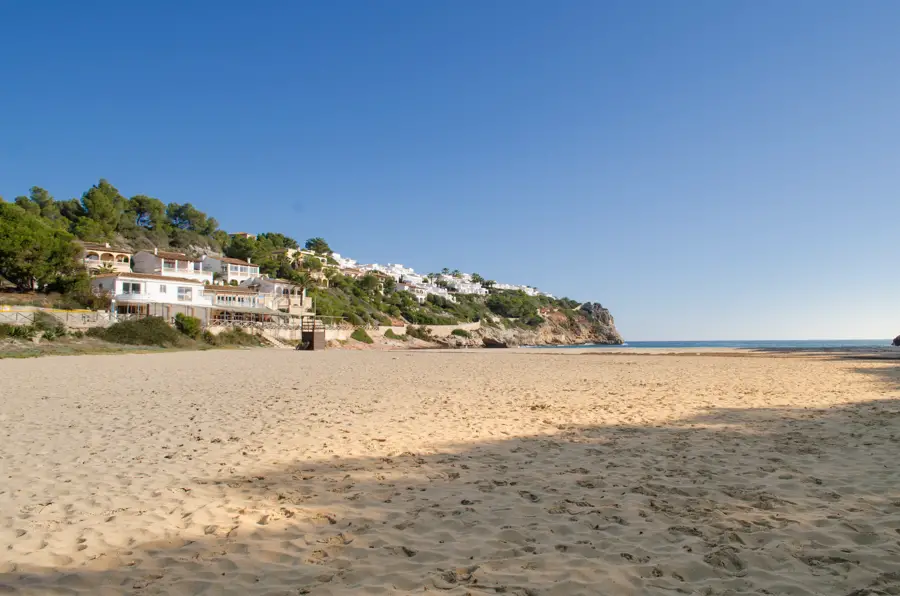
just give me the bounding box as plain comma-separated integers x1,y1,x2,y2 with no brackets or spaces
132,249,213,284
202,255,260,285
79,242,133,275
91,272,209,318
241,276,313,317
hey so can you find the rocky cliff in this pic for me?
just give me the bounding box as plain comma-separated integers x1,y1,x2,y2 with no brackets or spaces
442,302,624,348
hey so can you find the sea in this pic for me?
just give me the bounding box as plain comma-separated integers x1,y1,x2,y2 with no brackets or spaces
536,339,893,350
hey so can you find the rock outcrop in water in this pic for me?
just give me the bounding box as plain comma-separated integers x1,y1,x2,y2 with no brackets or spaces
892,335,900,347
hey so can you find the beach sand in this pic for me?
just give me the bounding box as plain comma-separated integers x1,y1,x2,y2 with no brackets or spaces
1,349,899,595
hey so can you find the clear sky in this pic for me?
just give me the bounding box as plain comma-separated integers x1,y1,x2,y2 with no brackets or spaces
2,1,899,340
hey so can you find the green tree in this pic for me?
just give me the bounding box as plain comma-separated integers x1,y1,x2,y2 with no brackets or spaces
451,269,461,278
300,255,323,271
441,268,450,275
13,196,41,216
471,273,485,285
127,195,167,229
304,237,332,254
257,232,298,250
0,202,81,290
358,274,381,294
72,179,126,241
225,235,256,261
166,202,216,233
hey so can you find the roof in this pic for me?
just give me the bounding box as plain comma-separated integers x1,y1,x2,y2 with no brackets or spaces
248,276,304,287
79,242,132,254
215,256,257,266
91,272,205,285
205,285,260,294
136,249,202,262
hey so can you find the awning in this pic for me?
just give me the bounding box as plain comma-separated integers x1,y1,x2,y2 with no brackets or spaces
210,305,288,316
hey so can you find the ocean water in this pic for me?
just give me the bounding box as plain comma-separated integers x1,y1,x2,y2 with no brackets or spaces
538,339,893,350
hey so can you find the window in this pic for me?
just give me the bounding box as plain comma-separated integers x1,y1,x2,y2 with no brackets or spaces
239,266,248,274
230,264,239,272
160,284,167,294
177,287,193,301
122,282,141,294
163,259,175,269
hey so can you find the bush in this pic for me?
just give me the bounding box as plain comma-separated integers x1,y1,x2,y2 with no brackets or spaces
350,327,375,344
384,328,406,341
203,328,262,347
407,325,434,341
33,311,66,338
174,313,202,339
350,328,373,344
346,312,364,326
88,317,185,347
451,328,472,338
0,323,35,340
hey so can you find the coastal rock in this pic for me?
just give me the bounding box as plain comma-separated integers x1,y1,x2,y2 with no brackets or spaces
893,335,900,347
476,303,624,348
482,338,510,349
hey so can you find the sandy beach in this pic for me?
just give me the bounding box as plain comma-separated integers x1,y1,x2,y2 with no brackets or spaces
1,349,899,595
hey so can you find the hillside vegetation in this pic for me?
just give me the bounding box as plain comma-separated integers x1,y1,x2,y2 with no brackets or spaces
1,180,622,344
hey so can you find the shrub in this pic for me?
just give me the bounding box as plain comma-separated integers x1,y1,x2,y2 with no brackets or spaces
407,325,434,341
33,311,66,338
203,328,262,347
346,312,364,326
384,328,406,341
350,328,374,344
451,328,471,338
0,323,36,340
174,313,202,339
88,317,185,347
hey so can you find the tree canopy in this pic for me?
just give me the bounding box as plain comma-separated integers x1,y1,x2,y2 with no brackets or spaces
0,202,82,291
305,237,331,255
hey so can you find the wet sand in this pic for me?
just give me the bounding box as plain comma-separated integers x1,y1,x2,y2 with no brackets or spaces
1,349,899,595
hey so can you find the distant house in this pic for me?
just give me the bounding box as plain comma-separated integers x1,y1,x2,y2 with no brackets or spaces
231,232,256,240
91,272,209,319
132,249,213,284
202,255,260,285
79,242,133,275
397,282,429,304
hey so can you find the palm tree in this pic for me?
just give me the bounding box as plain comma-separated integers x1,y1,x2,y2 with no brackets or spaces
451,269,461,278
441,268,450,275
96,264,117,275
471,273,485,285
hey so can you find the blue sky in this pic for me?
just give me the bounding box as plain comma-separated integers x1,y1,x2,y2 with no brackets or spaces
2,1,899,340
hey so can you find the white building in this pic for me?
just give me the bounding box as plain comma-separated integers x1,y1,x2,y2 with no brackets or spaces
331,253,358,269
397,282,429,304
132,249,213,284
91,272,209,318
202,255,261,285
241,276,313,317
454,281,488,295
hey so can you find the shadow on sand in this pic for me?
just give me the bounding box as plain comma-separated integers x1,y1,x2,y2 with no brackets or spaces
3,398,900,595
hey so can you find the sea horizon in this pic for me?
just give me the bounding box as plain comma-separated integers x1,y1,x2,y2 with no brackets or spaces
537,339,894,350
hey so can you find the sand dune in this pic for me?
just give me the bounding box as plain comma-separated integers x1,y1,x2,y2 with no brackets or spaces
1,349,899,595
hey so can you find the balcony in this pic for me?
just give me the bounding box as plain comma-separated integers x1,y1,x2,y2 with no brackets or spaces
84,258,131,274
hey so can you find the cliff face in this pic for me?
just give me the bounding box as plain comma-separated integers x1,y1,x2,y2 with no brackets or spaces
443,302,624,348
